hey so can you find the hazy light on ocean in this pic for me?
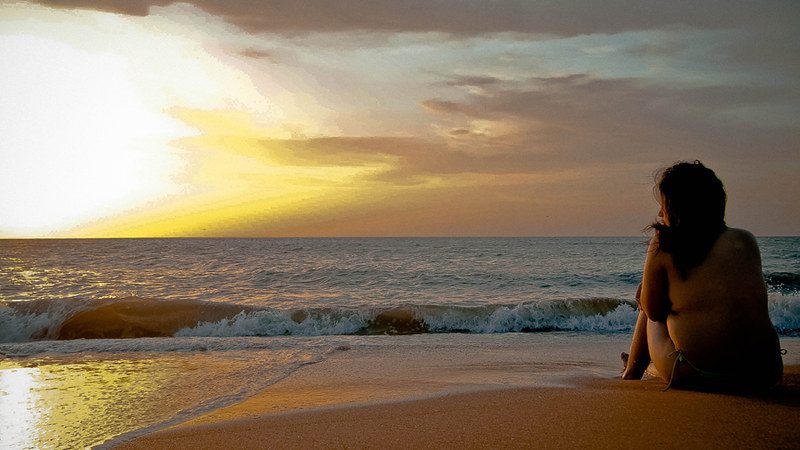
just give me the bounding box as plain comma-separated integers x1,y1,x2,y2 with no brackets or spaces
0,366,41,449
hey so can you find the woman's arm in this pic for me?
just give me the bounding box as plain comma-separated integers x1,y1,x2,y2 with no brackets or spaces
640,236,670,322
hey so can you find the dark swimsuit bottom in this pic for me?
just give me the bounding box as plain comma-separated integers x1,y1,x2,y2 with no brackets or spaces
665,349,786,391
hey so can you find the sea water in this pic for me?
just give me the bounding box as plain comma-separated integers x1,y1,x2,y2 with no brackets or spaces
0,237,798,448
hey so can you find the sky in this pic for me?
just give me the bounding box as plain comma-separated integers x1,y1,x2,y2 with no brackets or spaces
1,0,798,237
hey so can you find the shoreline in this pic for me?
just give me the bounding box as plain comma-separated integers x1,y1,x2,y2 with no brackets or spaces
111,335,800,449
115,369,800,449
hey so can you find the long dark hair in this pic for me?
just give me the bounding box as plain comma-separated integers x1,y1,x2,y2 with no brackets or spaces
649,161,727,279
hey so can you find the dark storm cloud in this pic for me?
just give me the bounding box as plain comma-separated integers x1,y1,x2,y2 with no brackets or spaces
34,0,800,36
36,0,165,16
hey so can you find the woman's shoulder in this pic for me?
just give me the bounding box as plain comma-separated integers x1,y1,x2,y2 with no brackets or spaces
712,228,762,268
723,227,756,240
719,227,759,250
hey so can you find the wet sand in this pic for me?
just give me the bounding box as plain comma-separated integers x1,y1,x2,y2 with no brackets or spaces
113,336,800,449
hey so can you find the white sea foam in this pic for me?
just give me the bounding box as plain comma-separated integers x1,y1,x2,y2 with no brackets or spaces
3,295,799,346
0,336,329,357
769,294,800,335
422,302,638,333
176,309,370,338
174,299,639,337
0,305,50,342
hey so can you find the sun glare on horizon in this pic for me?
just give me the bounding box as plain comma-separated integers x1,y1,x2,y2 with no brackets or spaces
0,4,293,237
0,33,185,236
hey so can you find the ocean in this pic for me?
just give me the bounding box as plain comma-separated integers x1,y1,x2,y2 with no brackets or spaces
1,237,798,448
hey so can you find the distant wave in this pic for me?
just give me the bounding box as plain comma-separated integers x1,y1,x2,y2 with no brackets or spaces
2,295,798,343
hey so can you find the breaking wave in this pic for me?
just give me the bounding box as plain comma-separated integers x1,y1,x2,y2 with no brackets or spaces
2,294,798,343
1,297,639,342
765,272,800,295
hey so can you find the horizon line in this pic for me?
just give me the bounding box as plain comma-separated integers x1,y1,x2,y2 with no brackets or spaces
1,234,798,240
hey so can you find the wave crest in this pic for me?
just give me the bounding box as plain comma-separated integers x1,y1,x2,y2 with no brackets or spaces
3,295,798,342
765,272,800,294
170,298,639,337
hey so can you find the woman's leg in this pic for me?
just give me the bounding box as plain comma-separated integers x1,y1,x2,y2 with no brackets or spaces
646,318,679,384
622,310,651,379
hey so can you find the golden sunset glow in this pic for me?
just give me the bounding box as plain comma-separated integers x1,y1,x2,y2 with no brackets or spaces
1,1,798,237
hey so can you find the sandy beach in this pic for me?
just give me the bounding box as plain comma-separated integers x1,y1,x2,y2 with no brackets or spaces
113,335,800,449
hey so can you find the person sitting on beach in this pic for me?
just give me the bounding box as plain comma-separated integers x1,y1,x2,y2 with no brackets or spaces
622,161,783,389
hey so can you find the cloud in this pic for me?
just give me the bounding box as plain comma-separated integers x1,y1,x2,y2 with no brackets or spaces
11,1,799,236
189,66,798,189
36,0,165,16
171,106,606,187
720,27,800,78
445,75,504,87
238,48,274,60
33,1,800,37
247,135,551,185
420,100,480,117
420,74,800,164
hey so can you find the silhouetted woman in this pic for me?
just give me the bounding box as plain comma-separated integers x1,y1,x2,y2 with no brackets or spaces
622,161,783,389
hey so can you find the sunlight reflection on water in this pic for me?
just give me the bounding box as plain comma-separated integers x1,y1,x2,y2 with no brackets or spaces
0,348,316,449
0,358,178,448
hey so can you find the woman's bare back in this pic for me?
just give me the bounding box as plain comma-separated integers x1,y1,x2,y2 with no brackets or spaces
658,228,782,382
